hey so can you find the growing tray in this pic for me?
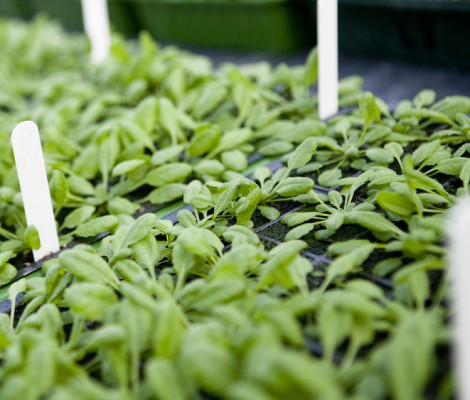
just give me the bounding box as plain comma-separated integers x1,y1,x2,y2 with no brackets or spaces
336,0,470,68
132,0,314,52
0,0,20,18
2,0,315,52
1,0,140,36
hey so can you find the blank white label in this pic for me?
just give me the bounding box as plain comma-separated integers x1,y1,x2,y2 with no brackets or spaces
81,0,111,64
448,198,470,400
11,121,60,261
317,0,339,120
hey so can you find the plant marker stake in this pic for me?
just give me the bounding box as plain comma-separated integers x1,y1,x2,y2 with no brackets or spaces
11,122,60,262
317,0,338,120
448,197,470,400
81,0,111,64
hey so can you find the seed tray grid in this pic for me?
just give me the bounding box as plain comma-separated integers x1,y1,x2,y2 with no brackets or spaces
1,130,453,309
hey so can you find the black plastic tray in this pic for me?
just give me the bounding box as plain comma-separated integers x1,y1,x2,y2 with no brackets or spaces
337,0,470,68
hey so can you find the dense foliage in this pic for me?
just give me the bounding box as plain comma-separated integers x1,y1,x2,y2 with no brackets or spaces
0,16,467,400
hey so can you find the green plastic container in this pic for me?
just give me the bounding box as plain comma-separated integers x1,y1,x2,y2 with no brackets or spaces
132,0,314,52
1,0,140,36
337,0,470,68
0,0,22,18
1,0,314,52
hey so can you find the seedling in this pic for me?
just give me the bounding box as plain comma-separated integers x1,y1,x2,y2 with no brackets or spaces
0,19,462,399
11,121,60,261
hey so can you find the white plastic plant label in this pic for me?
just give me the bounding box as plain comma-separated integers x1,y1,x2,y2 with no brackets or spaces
11,121,60,261
448,197,470,400
317,0,339,120
81,0,111,64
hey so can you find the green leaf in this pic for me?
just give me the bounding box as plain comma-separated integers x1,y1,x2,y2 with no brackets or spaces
151,145,184,166
122,213,157,248
24,340,55,396
65,282,117,320
275,177,314,197
258,205,280,221
253,167,272,184
304,47,318,86
135,95,158,132
222,226,260,246
328,190,343,209
184,339,236,395
288,137,317,170
176,227,223,260
263,308,304,346
193,81,228,119
213,181,241,218
413,89,436,108
323,243,376,289
324,212,344,231
460,159,470,191
8,278,27,324
373,257,402,277
68,174,95,196
185,280,245,311
177,209,197,227
377,192,415,218
363,125,391,143
50,170,68,214
159,97,183,145
194,160,225,176
328,239,375,256
146,359,191,400
107,197,140,215
258,140,293,156
237,187,263,224
411,140,441,166
114,259,147,283
285,223,315,241
359,92,381,127
155,299,187,358
282,211,319,227
85,324,126,350
0,251,13,267
345,211,402,236
212,128,253,156
112,159,146,177
388,314,437,400
24,225,40,250
75,215,119,238
434,157,468,175
221,150,247,172
145,163,192,187
188,124,221,157
384,142,403,161
366,148,393,164
258,240,307,289
98,133,120,186
434,95,470,119
318,168,342,187
131,233,160,271
0,263,16,285
59,249,119,289
147,183,187,204
281,120,326,143
62,205,95,229
405,165,448,198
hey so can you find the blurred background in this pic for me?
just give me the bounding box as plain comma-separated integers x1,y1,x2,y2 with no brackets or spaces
2,0,470,106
